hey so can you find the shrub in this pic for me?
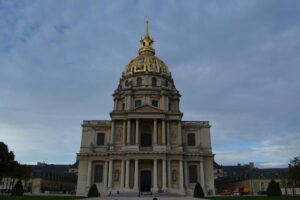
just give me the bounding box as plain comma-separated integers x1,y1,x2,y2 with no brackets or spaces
11,181,24,196
87,184,100,197
193,182,205,198
266,180,282,196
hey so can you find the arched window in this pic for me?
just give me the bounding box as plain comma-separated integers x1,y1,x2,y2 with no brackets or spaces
152,77,157,87
187,133,196,146
140,125,152,147
137,77,142,87
97,133,105,145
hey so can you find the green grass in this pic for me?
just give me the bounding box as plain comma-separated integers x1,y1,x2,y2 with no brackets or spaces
0,195,84,200
207,196,300,200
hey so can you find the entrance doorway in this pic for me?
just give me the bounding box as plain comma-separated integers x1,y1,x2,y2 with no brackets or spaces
140,170,151,192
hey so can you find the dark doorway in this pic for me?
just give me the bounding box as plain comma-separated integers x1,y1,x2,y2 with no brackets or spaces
140,170,151,192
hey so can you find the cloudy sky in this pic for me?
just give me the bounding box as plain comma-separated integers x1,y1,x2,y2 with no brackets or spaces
1,0,299,168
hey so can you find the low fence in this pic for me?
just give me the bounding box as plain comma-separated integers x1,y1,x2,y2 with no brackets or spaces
281,188,300,195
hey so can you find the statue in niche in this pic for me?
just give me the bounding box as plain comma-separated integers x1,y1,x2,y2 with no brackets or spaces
114,170,120,181
172,170,177,182
115,126,122,141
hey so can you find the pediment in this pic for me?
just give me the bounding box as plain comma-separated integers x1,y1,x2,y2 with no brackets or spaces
133,105,163,112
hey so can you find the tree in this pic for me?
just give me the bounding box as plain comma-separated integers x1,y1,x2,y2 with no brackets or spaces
288,157,300,187
87,184,100,197
11,180,24,196
193,182,205,198
0,142,15,179
266,180,282,196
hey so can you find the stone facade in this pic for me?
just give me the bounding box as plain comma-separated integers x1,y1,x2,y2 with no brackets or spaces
76,21,215,197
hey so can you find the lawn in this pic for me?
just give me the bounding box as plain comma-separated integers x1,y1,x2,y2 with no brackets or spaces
0,195,84,200
207,196,300,200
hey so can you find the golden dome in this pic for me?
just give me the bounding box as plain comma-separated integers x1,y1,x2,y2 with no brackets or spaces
123,19,171,76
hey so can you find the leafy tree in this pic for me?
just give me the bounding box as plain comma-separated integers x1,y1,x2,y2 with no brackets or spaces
288,157,300,187
87,184,100,197
0,142,15,179
11,180,24,196
266,180,282,196
193,182,205,198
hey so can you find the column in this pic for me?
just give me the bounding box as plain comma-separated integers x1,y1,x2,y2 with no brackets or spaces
123,120,126,145
103,160,108,188
162,120,166,145
108,160,113,188
167,120,170,146
162,159,167,191
153,119,157,145
178,121,182,145
127,120,131,145
110,121,115,144
125,160,130,189
200,161,205,189
86,161,92,188
120,160,125,189
167,160,171,189
179,160,184,189
134,159,139,190
153,159,158,190
184,161,188,188
135,119,139,145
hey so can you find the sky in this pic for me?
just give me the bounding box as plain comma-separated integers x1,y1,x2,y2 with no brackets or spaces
0,0,299,168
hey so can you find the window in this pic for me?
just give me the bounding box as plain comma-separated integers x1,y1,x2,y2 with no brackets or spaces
94,165,103,183
151,77,157,87
165,80,168,87
135,100,142,107
189,165,197,183
122,103,125,110
97,133,105,145
168,103,172,111
141,133,152,147
187,133,196,146
152,100,158,107
136,77,142,87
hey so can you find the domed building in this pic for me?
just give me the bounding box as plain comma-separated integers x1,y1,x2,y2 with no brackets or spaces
76,21,215,197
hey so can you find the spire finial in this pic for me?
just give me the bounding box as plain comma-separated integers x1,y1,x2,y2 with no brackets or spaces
139,17,155,55
145,16,149,37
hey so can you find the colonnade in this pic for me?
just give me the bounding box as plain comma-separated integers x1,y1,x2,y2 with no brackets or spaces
85,159,205,192
110,119,182,146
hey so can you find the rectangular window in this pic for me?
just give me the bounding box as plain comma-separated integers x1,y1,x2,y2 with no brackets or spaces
135,100,142,107
187,133,196,146
122,103,125,110
152,100,158,107
189,165,197,183
141,133,152,147
97,133,105,145
94,165,103,183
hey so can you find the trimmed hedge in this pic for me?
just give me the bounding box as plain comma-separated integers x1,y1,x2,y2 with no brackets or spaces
11,180,24,196
87,184,100,197
266,180,282,196
193,182,205,198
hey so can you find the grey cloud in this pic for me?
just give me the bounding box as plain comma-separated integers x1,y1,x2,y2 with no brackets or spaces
0,0,299,167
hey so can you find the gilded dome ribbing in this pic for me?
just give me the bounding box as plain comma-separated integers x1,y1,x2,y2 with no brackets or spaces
123,19,170,77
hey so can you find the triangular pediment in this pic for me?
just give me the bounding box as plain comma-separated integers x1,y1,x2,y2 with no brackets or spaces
133,105,163,112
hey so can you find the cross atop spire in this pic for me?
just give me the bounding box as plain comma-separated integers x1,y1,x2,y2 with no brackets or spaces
139,18,155,55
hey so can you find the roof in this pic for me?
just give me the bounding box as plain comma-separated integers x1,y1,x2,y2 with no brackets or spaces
215,163,288,183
